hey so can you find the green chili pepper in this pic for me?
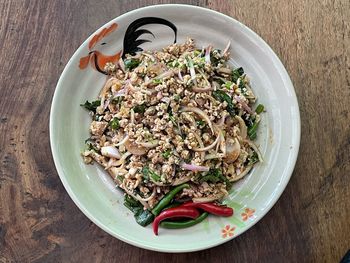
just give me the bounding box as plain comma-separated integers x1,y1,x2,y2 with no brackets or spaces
255,104,264,114
161,202,181,211
151,183,190,216
160,212,208,229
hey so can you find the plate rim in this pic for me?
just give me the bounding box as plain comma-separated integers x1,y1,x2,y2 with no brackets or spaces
49,3,301,252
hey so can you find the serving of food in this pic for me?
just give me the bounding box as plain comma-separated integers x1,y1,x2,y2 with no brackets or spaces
80,38,264,235
50,4,299,251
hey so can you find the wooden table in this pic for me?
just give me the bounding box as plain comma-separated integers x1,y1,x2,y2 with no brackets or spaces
1,1,349,262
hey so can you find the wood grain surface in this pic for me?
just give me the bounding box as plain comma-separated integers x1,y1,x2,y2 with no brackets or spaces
0,0,349,262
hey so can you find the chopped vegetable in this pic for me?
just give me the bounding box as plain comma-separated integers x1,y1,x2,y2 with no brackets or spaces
212,90,236,116
160,212,208,229
109,117,119,130
255,104,264,114
153,206,200,235
142,166,161,182
247,151,259,165
124,195,154,227
224,81,233,89
124,58,140,70
231,67,244,83
162,149,172,159
153,78,162,84
152,183,190,216
182,202,233,217
248,121,259,140
80,100,101,112
133,104,146,113
200,168,226,183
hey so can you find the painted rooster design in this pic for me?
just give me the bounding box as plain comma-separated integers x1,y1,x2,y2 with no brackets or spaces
79,17,177,75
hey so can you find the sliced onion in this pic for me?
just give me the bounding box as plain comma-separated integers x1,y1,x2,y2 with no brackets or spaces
187,58,197,85
156,91,163,100
219,130,226,156
100,77,118,97
192,86,213,92
217,67,232,75
205,45,212,64
130,109,135,124
181,163,210,172
101,146,121,159
217,112,228,126
245,140,263,162
225,138,240,163
118,57,125,72
157,70,174,80
161,97,170,104
114,151,132,166
108,167,127,181
180,106,214,134
125,140,148,155
234,95,253,114
230,165,253,182
204,153,224,160
178,70,183,81
113,88,126,97
235,115,247,139
192,132,205,160
116,134,129,147
122,181,149,208
138,140,159,148
192,131,221,152
222,40,231,56
172,176,192,186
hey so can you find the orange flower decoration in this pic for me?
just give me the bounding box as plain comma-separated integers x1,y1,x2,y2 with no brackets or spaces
241,208,255,221
221,225,235,238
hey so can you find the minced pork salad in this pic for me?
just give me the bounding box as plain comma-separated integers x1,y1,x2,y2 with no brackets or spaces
81,38,265,235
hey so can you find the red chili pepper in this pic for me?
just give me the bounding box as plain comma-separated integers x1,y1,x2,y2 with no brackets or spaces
182,202,233,217
153,207,200,235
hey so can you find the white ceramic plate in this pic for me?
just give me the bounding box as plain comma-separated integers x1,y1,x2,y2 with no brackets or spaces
50,4,300,252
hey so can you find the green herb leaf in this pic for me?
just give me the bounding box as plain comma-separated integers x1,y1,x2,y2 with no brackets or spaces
200,168,225,183
80,100,101,112
232,67,244,83
109,117,119,130
247,121,259,140
224,81,233,89
248,151,259,165
142,166,161,182
124,58,140,70
212,90,236,116
162,149,172,159
153,78,162,84
133,104,146,113
111,96,124,106
123,195,154,226
196,120,205,127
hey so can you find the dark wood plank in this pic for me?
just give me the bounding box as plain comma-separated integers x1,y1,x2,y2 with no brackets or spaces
0,0,349,262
